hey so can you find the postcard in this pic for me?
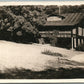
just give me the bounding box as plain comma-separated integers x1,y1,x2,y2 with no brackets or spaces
0,0,84,83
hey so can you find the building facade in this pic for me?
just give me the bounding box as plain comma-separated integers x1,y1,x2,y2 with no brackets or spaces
39,13,84,49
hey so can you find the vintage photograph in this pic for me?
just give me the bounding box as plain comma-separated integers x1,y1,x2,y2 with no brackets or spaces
0,1,84,79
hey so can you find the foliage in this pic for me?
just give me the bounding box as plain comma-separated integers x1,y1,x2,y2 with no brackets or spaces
45,5,59,15
42,50,63,57
61,5,84,13
76,44,84,51
0,6,46,43
49,30,58,46
0,5,84,43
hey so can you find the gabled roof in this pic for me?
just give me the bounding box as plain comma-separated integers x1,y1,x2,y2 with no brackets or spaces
44,13,84,27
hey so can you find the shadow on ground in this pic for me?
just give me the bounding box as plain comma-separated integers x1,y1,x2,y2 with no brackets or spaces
0,68,84,79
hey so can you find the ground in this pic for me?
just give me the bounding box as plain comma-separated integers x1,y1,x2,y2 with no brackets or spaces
0,40,84,71
0,40,84,78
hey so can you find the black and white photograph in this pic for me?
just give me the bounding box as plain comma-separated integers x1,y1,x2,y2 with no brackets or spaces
0,1,84,79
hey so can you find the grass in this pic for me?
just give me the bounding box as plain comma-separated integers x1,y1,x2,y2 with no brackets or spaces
1,68,84,79
42,50,63,57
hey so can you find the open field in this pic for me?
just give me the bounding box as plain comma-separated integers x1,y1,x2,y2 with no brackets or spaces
0,40,84,78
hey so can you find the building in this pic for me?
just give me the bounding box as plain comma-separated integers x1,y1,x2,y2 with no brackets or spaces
39,13,84,49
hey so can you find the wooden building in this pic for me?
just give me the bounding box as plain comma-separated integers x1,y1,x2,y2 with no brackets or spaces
39,13,84,49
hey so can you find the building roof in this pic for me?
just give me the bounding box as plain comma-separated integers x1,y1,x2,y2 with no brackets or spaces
44,13,84,27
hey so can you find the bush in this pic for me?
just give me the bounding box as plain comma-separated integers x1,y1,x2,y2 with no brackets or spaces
76,44,84,51
49,31,58,46
0,6,44,43
50,37,58,46
42,50,63,57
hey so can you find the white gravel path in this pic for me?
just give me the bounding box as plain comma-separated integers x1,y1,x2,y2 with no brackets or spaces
0,40,84,72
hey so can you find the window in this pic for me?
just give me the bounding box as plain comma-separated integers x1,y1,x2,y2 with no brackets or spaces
47,16,62,21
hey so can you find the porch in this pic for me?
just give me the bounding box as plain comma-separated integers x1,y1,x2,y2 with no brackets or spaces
39,27,84,49
39,13,84,49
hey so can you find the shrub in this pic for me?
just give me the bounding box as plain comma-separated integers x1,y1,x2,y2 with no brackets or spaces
0,7,43,43
42,50,63,57
49,30,58,46
76,44,84,51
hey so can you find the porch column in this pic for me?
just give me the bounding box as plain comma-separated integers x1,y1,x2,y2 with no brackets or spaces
74,38,76,48
76,27,78,48
71,29,74,50
78,39,80,46
81,39,84,44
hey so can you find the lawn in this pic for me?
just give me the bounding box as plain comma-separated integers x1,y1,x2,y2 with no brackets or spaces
0,40,84,79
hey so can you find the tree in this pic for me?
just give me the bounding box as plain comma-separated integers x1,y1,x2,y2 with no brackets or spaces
0,6,40,43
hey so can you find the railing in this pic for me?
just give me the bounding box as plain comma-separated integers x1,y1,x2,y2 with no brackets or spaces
55,33,71,37
40,31,72,38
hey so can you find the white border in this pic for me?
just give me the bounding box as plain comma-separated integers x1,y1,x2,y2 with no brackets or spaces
0,1,84,6
0,1,84,83
1,79,84,83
